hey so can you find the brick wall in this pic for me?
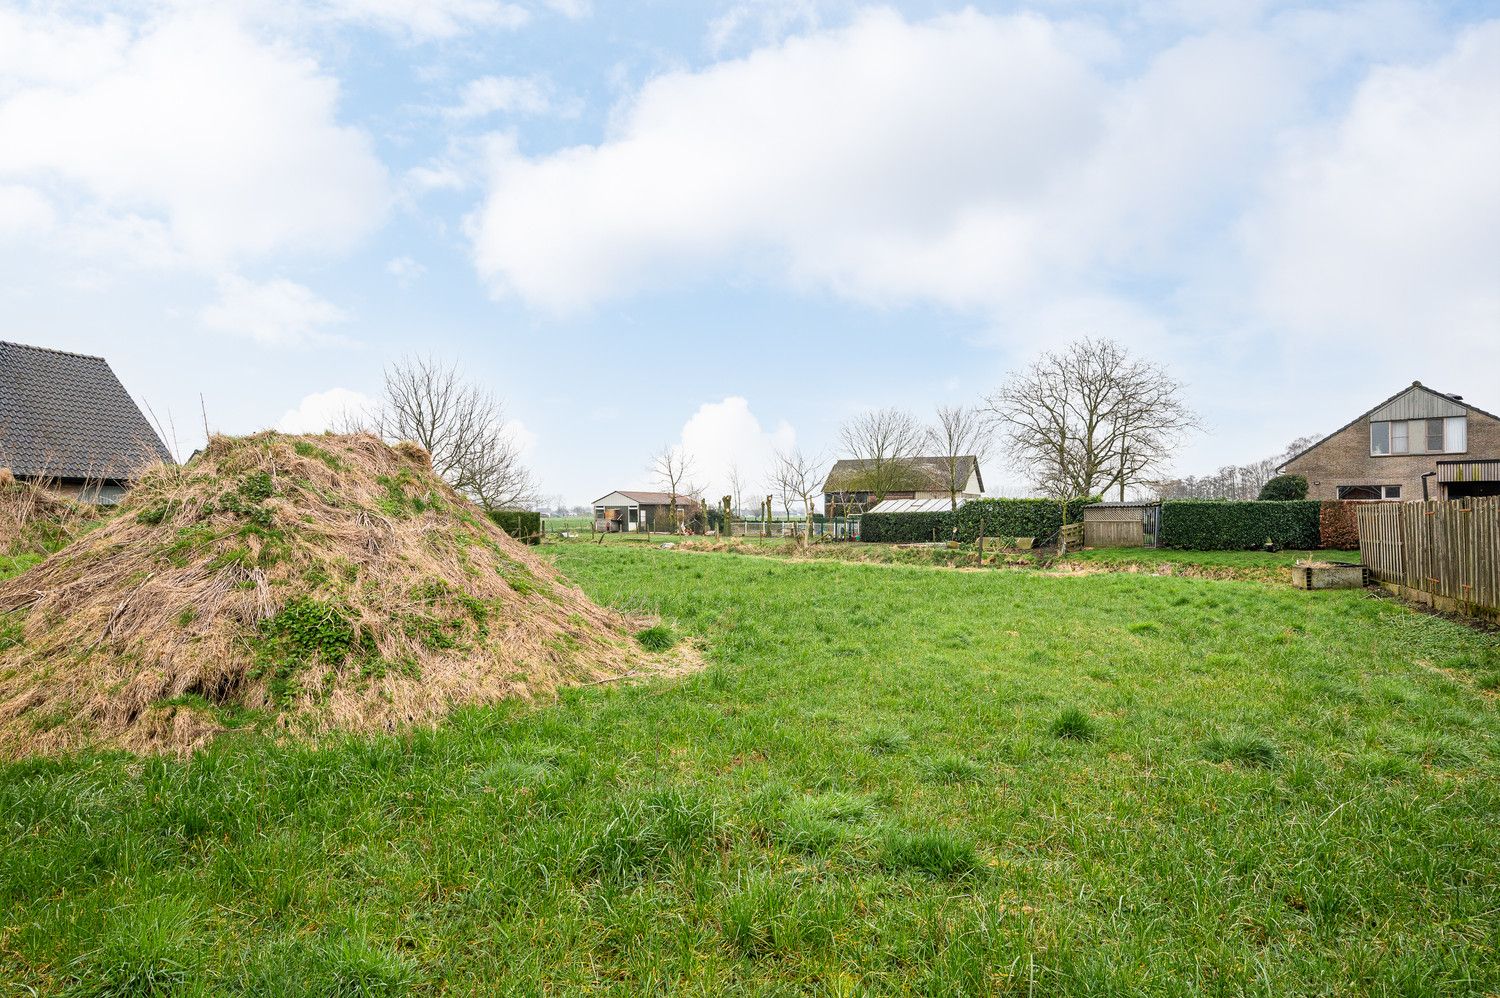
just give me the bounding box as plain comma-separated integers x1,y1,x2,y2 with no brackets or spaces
1284,408,1500,501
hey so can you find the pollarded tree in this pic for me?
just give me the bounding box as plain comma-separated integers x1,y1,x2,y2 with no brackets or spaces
649,445,696,534
769,448,826,545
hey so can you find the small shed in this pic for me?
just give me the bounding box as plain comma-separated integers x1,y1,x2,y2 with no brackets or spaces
1082,501,1161,548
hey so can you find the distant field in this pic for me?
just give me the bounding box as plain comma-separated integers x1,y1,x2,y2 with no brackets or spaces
1,544,1496,994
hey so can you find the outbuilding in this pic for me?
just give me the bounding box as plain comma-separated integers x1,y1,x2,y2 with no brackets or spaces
592,491,702,533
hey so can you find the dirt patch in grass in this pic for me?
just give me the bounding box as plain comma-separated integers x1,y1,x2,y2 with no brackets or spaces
0,432,693,758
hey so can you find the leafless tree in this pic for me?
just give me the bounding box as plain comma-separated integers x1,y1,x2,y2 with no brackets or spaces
1154,435,1320,500
837,407,924,507
727,464,746,518
769,448,826,544
984,338,1198,504
926,404,992,515
367,356,538,510
649,445,696,533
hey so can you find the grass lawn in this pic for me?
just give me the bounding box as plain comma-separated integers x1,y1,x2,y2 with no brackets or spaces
2,545,1498,995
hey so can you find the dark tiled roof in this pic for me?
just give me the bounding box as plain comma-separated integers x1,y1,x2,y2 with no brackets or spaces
0,341,171,480
822,455,982,494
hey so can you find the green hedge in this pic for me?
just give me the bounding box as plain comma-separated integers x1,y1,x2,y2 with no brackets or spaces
956,497,1096,541
859,511,953,543
486,509,542,544
1159,500,1321,550
860,497,1099,544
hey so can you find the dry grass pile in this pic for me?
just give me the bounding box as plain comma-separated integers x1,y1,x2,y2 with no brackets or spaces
0,473,98,557
0,432,684,757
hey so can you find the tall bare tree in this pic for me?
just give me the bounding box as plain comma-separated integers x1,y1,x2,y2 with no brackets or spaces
365,356,538,509
649,445,696,533
727,464,747,518
927,405,992,515
837,407,924,508
984,338,1198,503
769,448,826,544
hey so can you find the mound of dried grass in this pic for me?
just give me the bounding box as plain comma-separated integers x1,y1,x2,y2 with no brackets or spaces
0,475,98,557
0,432,686,758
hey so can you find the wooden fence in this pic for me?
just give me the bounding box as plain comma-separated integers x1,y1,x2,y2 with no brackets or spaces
1356,497,1500,620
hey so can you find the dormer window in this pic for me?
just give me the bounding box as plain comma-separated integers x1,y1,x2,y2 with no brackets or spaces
1370,416,1466,456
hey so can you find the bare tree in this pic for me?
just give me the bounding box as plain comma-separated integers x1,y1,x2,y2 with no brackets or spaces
926,405,992,516
368,356,538,510
1155,435,1320,500
836,407,924,510
727,464,746,518
649,445,696,534
769,448,825,544
984,338,1198,503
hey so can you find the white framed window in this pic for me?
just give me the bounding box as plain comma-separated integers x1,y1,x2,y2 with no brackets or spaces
1338,484,1401,500
1445,415,1467,453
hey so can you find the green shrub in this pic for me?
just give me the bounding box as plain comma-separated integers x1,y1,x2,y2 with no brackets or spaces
1258,474,1308,501
859,511,953,543
635,625,677,652
861,497,1098,545
487,509,542,544
1159,500,1321,550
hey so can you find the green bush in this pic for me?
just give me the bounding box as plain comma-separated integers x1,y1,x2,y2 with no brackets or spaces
486,509,542,544
1258,474,1308,501
860,497,1100,545
955,497,1097,542
1159,500,1321,550
859,511,953,543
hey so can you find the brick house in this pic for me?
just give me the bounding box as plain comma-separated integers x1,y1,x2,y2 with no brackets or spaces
1279,382,1500,501
822,456,984,517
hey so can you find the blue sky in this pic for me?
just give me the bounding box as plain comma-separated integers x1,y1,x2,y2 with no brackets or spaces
2,0,1497,505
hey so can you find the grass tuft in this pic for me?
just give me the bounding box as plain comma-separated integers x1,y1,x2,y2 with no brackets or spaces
1048,707,1097,741
1203,732,1280,768
634,625,677,652
861,725,911,755
879,828,982,879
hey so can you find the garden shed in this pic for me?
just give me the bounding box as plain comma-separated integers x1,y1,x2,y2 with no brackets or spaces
1082,502,1160,548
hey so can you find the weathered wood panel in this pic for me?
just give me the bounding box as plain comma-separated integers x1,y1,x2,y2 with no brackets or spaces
1084,519,1145,547
1357,497,1499,619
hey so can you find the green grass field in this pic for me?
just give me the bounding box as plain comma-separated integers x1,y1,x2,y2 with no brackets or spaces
2,546,1497,995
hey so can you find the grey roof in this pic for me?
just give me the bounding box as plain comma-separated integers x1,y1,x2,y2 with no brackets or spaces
0,341,171,480
1278,381,1500,472
594,490,702,507
822,455,983,494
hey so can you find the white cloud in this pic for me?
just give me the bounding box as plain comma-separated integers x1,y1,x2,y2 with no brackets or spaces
0,10,389,267
0,184,55,240
445,75,554,119
539,0,591,22
201,275,353,347
707,0,825,54
1243,20,1500,358
276,387,376,433
315,0,529,40
469,6,1497,377
386,255,426,286
675,397,795,504
470,9,1288,314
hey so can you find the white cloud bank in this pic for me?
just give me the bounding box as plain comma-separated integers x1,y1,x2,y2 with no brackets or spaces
0,9,389,268
470,9,1499,368
675,397,795,505
276,387,376,432
201,276,352,347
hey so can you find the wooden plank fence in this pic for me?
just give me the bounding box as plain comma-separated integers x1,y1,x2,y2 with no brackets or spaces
1356,497,1500,620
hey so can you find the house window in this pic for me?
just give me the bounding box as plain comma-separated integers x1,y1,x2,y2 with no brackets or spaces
1445,416,1467,453
1337,484,1401,500
1372,415,1468,455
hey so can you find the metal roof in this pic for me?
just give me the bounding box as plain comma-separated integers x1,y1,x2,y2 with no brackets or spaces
0,340,171,480
866,497,967,514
